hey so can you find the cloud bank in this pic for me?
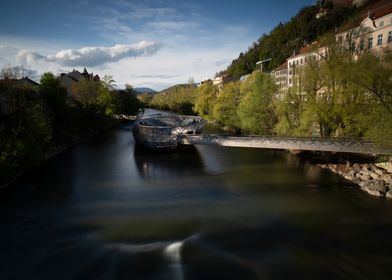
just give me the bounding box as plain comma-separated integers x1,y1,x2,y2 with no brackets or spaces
15,41,161,67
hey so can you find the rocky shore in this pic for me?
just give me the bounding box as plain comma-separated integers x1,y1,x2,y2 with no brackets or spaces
318,162,392,198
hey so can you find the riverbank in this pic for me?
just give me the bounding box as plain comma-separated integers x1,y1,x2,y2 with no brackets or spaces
318,162,392,198
0,118,124,189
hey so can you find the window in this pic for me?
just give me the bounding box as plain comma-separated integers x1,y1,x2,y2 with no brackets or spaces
388,31,392,43
377,34,383,46
351,42,356,51
300,58,303,64
360,39,364,50
368,36,373,48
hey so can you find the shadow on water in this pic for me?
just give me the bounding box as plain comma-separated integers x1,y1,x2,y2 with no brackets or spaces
134,146,206,180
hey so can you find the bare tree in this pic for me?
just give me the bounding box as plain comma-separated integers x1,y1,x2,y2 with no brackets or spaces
0,65,33,79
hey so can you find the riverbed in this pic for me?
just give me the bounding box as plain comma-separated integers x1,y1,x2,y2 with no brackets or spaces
1,116,392,280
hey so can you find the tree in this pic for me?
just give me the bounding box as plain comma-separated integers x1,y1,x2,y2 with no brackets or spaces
116,84,142,115
0,65,33,79
75,77,100,108
237,72,276,134
194,82,218,120
212,82,243,131
39,72,67,119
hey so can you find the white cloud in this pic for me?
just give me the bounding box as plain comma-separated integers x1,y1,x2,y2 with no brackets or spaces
46,41,161,67
16,50,45,65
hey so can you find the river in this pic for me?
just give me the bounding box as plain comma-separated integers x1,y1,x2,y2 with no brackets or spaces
1,110,392,280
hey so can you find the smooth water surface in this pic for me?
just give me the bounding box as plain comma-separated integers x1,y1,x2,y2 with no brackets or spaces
1,115,392,280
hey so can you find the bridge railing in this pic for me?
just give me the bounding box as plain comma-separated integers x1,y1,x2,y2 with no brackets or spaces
179,134,392,155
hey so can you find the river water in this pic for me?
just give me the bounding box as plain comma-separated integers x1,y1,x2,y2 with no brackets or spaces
1,111,392,280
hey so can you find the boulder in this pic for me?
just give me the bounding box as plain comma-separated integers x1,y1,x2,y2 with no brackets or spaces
360,174,372,181
358,181,367,188
383,174,392,184
370,172,380,180
352,178,361,185
362,164,371,171
352,165,361,173
363,180,387,197
344,174,354,181
387,162,392,173
374,168,384,176
386,190,392,199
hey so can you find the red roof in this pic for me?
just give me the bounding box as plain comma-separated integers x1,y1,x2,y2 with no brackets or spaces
272,61,288,72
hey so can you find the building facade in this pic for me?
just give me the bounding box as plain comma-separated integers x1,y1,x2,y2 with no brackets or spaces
271,0,392,98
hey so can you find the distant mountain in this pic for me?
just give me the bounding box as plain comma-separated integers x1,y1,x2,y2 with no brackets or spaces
134,87,157,94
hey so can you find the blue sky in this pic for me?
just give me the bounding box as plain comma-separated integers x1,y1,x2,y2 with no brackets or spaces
0,0,314,90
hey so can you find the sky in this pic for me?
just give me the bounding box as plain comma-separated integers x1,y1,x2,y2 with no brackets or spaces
0,0,315,91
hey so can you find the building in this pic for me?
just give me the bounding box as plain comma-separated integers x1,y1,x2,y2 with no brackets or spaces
0,77,39,116
212,74,235,91
271,0,392,98
58,68,100,97
270,61,288,98
338,0,392,53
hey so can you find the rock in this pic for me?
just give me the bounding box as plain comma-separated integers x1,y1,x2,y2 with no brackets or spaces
374,168,384,176
363,180,387,197
383,174,392,183
358,181,367,188
352,164,361,173
344,174,354,181
387,162,392,173
352,178,361,185
361,169,373,176
362,164,371,171
360,174,372,181
370,172,380,180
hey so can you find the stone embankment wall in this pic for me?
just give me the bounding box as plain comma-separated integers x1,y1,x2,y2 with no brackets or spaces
318,163,392,198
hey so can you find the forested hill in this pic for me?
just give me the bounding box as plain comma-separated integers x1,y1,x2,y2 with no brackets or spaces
224,1,357,78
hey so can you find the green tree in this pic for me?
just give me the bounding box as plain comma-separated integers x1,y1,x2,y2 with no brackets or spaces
237,72,276,134
75,77,100,108
194,82,218,120
39,72,67,119
212,81,243,131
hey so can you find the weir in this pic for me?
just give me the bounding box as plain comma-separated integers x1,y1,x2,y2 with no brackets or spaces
179,134,392,155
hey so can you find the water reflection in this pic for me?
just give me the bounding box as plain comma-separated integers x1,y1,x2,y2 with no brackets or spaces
134,146,206,179
2,115,392,280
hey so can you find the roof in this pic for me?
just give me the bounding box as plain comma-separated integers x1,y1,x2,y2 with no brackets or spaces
338,0,392,32
0,77,39,87
272,61,288,72
288,42,319,59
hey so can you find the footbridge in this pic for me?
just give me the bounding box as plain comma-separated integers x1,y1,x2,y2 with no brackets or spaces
179,135,392,155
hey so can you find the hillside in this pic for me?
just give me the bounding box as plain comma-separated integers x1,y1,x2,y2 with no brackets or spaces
134,87,157,94
158,83,197,95
223,1,359,78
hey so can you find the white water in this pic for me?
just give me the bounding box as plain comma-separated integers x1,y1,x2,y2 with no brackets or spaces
164,241,184,280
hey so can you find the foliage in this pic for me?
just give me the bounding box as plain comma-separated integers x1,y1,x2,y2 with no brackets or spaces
39,72,67,120
212,82,243,131
237,72,276,134
75,77,100,108
0,68,142,184
116,84,143,115
193,82,218,119
273,37,392,141
224,3,356,78
150,84,198,114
